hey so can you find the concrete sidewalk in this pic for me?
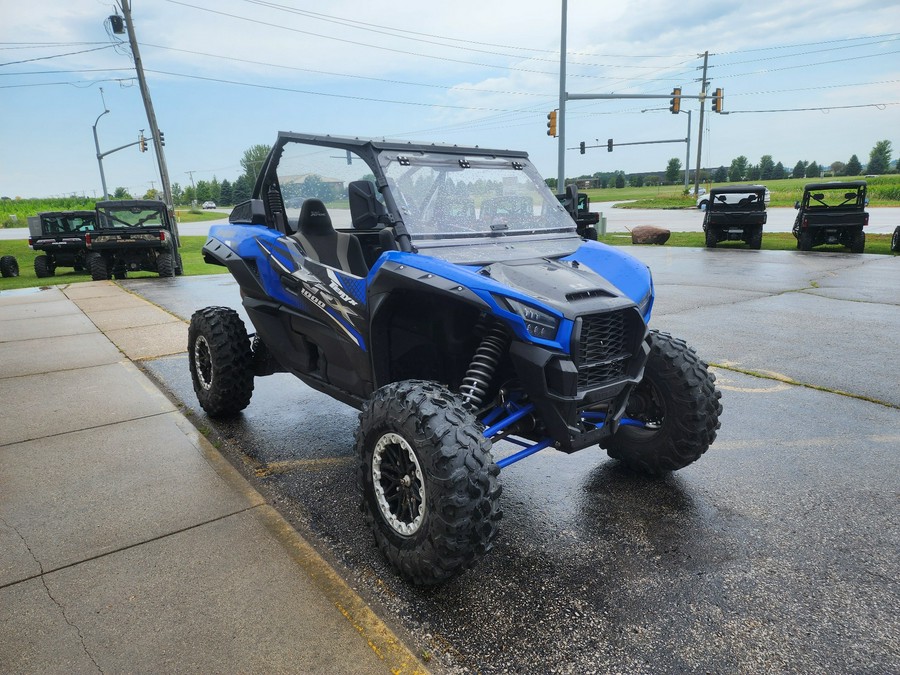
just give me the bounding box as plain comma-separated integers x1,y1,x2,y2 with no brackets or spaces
0,282,426,674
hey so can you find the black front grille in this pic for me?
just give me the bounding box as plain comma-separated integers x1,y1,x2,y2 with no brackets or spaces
576,310,633,389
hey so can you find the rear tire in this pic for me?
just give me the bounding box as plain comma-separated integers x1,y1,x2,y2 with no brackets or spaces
747,227,762,250
34,255,54,278
188,306,254,416
356,380,501,585
602,331,722,476
798,230,814,251
849,229,865,254
157,251,175,277
705,229,717,248
90,255,109,281
892,226,900,253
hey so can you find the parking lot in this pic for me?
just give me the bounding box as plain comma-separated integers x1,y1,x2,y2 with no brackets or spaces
121,246,899,673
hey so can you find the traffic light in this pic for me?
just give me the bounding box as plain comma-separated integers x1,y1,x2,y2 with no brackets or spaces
579,141,585,155
139,134,147,152
546,110,558,137
158,130,165,147
607,138,613,152
669,87,681,114
712,88,723,113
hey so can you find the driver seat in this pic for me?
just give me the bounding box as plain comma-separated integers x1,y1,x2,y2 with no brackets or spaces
291,199,368,277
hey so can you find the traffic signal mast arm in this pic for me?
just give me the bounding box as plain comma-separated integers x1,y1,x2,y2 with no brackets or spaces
97,134,147,160
567,89,723,113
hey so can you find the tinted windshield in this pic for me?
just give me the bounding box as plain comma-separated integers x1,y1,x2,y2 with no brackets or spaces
379,151,575,239
98,207,165,228
805,187,864,208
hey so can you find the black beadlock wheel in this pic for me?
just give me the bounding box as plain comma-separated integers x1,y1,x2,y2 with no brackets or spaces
90,255,109,281
1,255,20,278
188,306,254,416
356,380,502,586
157,251,175,277
33,255,53,278
602,331,722,476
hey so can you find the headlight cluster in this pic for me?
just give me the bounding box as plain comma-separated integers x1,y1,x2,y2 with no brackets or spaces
505,298,560,340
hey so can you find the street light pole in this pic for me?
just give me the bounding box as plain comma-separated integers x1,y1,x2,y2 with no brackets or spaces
92,108,110,200
684,109,691,191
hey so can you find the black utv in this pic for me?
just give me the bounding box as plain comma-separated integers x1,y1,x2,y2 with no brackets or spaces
556,184,600,239
702,185,767,249
87,200,182,279
792,181,868,253
27,210,96,277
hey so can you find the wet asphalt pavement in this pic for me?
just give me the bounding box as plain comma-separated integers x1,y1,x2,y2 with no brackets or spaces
121,247,899,674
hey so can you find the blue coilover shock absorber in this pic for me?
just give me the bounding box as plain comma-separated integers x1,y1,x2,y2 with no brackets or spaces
460,319,509,410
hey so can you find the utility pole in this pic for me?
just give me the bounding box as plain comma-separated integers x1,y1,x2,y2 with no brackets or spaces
119,0,172,209
117,0,181,270
556,0,568,190
694,51,709,198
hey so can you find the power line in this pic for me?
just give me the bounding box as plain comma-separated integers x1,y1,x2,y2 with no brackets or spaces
714,32,900,55
713,48,900,79
0,44,118,67
725,102,899,114
162,0,610,79
143,68,549,113
237,0,692,59
712,37,900,68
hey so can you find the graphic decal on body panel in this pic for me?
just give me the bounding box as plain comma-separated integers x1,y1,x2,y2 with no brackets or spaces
258,237,366,349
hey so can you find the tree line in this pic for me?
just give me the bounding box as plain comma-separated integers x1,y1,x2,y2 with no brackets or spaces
563,139,896,190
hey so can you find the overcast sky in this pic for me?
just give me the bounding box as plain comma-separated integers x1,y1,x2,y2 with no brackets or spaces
1,0,899,198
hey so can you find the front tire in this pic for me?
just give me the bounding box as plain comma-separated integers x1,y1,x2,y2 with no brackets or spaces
1,255,20,278
188,307,254,416
602,331,722,476
892,226,900,253
356,380,501,586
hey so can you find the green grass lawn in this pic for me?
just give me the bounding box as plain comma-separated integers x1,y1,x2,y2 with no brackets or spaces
598,231,897,255
0,236,226,291
586,175,900,209
175,209,225,223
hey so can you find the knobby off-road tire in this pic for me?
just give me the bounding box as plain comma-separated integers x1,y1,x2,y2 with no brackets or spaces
1,255,20,278
849,229,865,254
747,227,763,250
704,228,717,248
892,226,900,253
90,255,109,281
602,331,722,476
33,255,53,278
356,380,502,586
798,230,814,252
188,306,254,417
157,251,175,277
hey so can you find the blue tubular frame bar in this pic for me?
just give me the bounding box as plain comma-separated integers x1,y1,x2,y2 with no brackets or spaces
483,405,650,471
496,438,554,469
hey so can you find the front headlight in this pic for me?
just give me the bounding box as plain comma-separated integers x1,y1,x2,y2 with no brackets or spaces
505,298,560,340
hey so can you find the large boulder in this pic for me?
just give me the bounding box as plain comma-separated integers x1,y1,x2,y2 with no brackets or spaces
631,225,671,245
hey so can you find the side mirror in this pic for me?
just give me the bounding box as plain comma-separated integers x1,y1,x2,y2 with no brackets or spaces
348,180,386,230
794,201,801,209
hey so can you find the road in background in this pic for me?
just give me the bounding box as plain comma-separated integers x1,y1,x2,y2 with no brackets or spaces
3,205,898,240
